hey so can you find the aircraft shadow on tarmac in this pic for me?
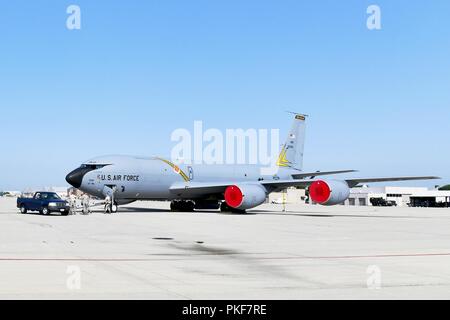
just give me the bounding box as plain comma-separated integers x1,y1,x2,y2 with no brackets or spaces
163,242,303,281
250,210,423,219
114,207,418,219
21,207,423,220
117,207,258,215
113,207,169,213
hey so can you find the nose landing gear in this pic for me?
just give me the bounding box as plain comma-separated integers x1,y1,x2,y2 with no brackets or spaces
103,185,119,214
104,202,118,214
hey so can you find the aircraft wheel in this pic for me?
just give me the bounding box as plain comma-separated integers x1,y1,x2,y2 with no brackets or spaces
220,202,232,212
184,201,195,212
171,201,183,212
20,205,27,214
111,205,118,213
220,202,246,214
171,201,194,212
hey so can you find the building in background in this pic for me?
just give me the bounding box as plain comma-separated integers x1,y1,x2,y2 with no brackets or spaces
345,186,450,208
268,188,306,205
18,187,70,199
67,187,89,198
48,187,70,198
0,191,21,198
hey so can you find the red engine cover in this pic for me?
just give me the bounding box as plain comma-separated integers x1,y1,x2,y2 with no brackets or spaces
224,185,244,208
309,180,331,204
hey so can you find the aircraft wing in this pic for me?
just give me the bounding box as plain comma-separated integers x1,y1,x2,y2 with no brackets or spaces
170,182,237,197
261,176,440,189
170,180,324,197
291,169,357,179
170,176,440,197
344,176,440,188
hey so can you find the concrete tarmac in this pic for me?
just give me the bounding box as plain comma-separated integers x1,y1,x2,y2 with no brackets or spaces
1,197,450,300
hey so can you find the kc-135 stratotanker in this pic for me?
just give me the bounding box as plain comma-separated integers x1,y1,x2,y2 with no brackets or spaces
66,114,439,213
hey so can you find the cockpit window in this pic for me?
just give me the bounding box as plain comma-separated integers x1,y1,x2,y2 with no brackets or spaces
81,164,109,170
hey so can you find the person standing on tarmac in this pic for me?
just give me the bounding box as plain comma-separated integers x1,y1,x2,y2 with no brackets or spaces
82,194,91,215
69,195,77,215
104,195,112,214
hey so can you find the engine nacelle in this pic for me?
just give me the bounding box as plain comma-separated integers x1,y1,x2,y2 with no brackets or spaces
309,180,350,206
224,184,267,210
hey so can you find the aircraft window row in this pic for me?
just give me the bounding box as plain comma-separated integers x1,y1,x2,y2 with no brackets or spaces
387,194,403,198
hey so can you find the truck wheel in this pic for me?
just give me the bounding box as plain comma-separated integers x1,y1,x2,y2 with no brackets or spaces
20,205,27,214
42,207,49,215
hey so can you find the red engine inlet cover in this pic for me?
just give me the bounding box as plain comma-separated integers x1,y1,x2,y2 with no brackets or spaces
224,185,244,208
309,180,332,204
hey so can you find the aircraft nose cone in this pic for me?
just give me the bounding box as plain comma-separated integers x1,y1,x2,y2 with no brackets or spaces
66,168,85,188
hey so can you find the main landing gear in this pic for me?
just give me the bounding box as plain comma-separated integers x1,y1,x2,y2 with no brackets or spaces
170,200,195,212
220,202,246,214
169,200,246,214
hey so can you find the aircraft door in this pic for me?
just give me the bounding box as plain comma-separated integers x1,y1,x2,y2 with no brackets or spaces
188,166,194,181
102,185,117,199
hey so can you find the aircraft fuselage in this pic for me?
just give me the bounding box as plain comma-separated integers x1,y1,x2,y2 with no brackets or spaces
67,155,293,203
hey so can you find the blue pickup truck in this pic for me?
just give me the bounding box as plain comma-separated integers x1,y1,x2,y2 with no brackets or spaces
17,192,70,216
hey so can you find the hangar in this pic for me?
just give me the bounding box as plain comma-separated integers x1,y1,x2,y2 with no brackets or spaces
267,186,450,208
345,186,450,208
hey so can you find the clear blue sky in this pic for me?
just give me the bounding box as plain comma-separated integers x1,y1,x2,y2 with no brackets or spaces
0,1,449,190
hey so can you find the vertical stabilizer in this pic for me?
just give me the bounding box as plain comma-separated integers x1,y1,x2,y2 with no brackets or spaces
277,113,307,170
